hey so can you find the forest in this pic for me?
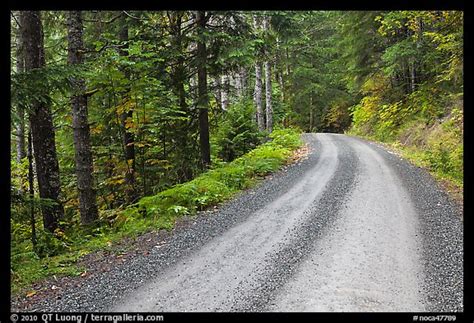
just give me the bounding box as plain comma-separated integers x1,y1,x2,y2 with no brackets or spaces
10,10,463,294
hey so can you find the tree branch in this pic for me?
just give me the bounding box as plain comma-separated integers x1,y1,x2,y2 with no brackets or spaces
85,88,100,97
123,11,148,21
83,12,123,24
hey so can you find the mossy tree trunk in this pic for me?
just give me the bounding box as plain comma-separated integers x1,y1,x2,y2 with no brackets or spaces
67,10,99,226
20,11,64,232
196,11,211,168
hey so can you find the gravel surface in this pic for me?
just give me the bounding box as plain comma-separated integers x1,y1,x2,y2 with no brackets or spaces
266,135,426,311
349,136,463,312
11,133,463,312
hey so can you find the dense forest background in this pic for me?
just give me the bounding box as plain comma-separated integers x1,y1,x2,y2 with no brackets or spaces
10,11,463,292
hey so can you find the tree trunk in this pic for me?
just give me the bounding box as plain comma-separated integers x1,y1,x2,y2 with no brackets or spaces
196,11,211,168
254,63,264,130
15,15,26,164
221,74,229,111
264,61,273,132
169,11,193,182
169,12,187,112
263,16,273,133
415,17,423,85
404,63,411,95
118,14,137,202
276,37,285,102
20,11,64,233
253,16,265,131
410,59,416,93
27,128,37,248
214,75,222,109
15,12,27,196
67,11,99,225
238,66,247,99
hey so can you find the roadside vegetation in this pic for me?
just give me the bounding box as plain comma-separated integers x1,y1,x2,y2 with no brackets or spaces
346,12,463,199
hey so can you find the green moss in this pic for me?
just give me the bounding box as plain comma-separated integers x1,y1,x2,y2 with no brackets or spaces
11,245,85,295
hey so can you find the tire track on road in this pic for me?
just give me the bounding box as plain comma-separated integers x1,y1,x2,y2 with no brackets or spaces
112,133,344,311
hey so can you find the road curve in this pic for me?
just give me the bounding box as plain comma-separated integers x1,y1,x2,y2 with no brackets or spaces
14,133,463,312
267,135,424,311
111,133,463,312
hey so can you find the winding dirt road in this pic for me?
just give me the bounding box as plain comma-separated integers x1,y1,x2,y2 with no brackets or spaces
111,134,463,312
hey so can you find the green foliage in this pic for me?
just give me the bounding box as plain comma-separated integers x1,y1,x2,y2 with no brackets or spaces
424,108,463,183
280,11,355,132
321,100,352,133
350,94,384,137
11,64,82,111
11,240,85,295
347,11,463,191
135,127,301,221
267,127,302,150
34,230,69,258
337,11,383,94
212,100,264,162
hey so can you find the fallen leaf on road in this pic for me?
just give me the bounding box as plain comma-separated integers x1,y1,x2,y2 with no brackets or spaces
26,291,36,297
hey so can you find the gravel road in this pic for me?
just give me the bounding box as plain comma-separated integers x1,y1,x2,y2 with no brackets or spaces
13,133,463,312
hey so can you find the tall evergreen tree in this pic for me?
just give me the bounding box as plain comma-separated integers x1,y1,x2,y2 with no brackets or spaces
168,11,194,181
118,14,137,202
20,11,64,232
15,12,26,164
67,10,99,225
263,15,273,133
253,15,265,131
196,11,211,168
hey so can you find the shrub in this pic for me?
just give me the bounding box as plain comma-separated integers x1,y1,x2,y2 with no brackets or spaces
425,110,463,183
34,230,69,258
268,128,302,150
212,100,264,162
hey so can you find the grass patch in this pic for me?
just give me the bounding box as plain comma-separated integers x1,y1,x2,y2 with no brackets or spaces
383,142,463,204
11,128,303,296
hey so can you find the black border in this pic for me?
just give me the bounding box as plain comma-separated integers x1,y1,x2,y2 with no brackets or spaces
6,0,468,11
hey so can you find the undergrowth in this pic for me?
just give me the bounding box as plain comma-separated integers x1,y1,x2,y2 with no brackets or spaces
348,104,463,201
